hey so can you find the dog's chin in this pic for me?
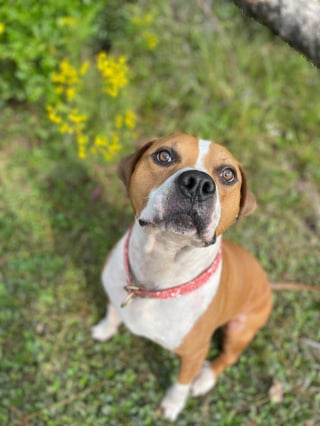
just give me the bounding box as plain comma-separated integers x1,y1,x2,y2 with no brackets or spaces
138,214,217,247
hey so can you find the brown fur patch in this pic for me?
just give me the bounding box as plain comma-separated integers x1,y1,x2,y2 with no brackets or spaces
173,240,272,384
203,143,244,235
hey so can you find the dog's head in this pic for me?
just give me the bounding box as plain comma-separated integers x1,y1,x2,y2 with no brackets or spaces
119,133,256,246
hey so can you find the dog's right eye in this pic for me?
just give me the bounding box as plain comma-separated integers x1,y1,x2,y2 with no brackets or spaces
153,148,176,166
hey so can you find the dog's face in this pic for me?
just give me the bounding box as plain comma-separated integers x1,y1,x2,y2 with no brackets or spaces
119,133,256,246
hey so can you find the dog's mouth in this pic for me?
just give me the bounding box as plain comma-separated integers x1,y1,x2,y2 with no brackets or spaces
166,211,203,233
138,211,217,245
139,211,198,231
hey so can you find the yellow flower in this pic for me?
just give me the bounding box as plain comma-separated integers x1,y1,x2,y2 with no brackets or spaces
94,135,108,147
102,151,112,161
108,132,121,156
68,110,87,124
92,132,122,162
109,143,121,155
51,59,89,101
124,110,136,129
96,52,129,97
142,32,159,50
59,123,73,134
115,115,123,129
76,134,89,159
131,13,154,27
55,86,64,95
66,87,76,100
48,53,134,162
80,61,90,76
0,23,5,35
78,145,86,159
57,16,76,28
52,59,79,86
46,105,62,125
111,132,120,147
77,134,88,145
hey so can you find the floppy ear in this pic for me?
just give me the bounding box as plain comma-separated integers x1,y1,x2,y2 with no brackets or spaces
117,139,157,192
238,165,257,218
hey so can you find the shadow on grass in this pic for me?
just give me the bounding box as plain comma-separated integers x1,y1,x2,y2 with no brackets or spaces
39,154,129,312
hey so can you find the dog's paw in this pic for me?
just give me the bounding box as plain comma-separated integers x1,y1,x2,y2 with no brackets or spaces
91,318,118,342
190,361,216,397
159,383,190,422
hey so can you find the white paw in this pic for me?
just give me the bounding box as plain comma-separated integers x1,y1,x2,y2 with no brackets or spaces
160,383,190,421
191,361,216,397
91,318,118,342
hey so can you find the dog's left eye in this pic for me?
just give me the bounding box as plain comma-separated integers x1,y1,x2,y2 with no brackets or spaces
219,167,237,184
153,148,175,166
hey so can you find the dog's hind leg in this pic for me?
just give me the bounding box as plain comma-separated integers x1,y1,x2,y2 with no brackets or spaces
213,298,271,379
91,303,122,342
192,301,272,396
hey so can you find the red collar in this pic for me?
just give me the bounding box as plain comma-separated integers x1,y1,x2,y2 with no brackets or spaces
121,227,222,308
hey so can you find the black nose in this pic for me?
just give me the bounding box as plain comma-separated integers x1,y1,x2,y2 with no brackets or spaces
177,170,216,201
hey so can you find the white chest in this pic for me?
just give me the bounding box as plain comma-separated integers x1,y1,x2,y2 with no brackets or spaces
102,235,222,351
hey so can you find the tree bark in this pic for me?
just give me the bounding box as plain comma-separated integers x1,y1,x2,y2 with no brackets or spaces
232,0,320,68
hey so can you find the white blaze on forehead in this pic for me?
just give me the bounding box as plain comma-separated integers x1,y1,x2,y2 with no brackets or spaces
195,139,221,240
196,139,212,171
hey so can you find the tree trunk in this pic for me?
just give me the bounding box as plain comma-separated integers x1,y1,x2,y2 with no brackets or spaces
232,0,320,68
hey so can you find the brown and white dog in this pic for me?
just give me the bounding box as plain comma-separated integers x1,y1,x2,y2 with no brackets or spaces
92,133,272,421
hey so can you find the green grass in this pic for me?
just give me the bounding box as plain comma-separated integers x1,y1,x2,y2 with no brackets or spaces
1,1,320,425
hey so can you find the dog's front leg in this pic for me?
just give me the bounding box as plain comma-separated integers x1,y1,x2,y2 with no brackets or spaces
160,345,209,421
159,382,191,422
91,303,122,341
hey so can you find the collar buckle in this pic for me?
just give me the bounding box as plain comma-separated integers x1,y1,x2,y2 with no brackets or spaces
121,291,136,308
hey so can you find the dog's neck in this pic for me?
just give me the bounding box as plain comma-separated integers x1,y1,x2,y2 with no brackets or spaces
128,220,222,290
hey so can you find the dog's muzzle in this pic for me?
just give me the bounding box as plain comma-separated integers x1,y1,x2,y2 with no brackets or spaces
139,169,218,245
